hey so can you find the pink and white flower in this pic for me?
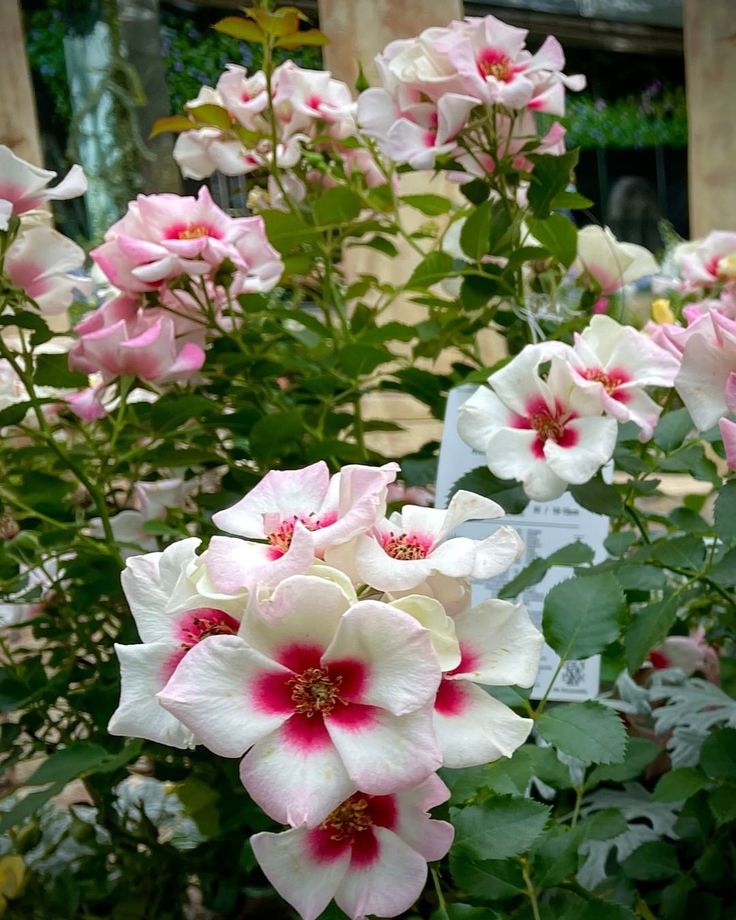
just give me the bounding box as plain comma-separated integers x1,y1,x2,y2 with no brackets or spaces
325,489,523,593
0,145,86,219
674,310,736,430
674,231,736,290
720,417,736,470
434,599,542,767
568,315,679,439
575,225,658,296
458,343,618,501
69,294,206,385
274,61,356,140
649,626,719,684
206,461,398,594
173,128,251,180
91,186,282,294
5,225,91,315
158,573,443,826
109,538,248,748
251,774,454,920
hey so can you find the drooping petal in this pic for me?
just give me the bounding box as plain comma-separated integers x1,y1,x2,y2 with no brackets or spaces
108,642,195,749
394,774,454,861
157,634,292,757
388,595,461,671
251,827,350,920
433,680,533,767
472,526,524,579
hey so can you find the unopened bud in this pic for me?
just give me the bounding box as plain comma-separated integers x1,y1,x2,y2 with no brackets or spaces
0,511,19,540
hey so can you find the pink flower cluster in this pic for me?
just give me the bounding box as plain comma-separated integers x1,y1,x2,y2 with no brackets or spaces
69,186,283,388
109,461,542,919
173,61,381,192
358,14,584,175
460,316,679,500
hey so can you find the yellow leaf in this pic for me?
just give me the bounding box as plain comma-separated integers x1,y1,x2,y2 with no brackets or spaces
149,115,194,139
188,104,232,133
213,16,265,43
0,855,25,899
248,8,301,37
275,29,331,49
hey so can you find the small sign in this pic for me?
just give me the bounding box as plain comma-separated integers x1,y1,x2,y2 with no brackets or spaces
436,385,606,701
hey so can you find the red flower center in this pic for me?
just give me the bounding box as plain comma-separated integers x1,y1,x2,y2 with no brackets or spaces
288,666,346,717
321,796,373,841
266,512,336,556
581,367,628,395
178,608,239,649
478,48,512,82
382,532,431,560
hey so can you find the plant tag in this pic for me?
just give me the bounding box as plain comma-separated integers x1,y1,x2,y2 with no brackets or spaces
436,385,605,701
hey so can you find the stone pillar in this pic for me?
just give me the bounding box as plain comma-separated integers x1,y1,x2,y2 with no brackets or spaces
684,0,736,235
0,0,43,164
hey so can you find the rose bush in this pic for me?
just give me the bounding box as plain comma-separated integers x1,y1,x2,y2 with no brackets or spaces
1,4,735,919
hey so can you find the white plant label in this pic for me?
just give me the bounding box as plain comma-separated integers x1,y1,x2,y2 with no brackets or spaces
436,385,606,701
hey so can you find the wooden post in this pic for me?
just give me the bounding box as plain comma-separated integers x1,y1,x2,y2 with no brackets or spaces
684,0,736,235
0,0,43,164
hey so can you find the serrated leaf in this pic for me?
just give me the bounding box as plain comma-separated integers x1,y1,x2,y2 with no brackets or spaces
550,190,593,210
527,214,577,267
570,476,622,516
708,785,736,825
587,738,661,787
646,535,705,571
543,572,626,659
621,840,679,880
400,194,452,216
653,407,693,451
499,540,593,599
715,480,736,540
624,596,679,672
527,149,579,218
313,187,361,226
406,252,454,290
452,795,550,860
699,727,736,780
537,701,627,765
460,200,493,261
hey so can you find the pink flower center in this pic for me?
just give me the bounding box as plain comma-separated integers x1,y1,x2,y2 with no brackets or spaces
177,607,239,649
164,222,222,241
478,48,512,82
266,511,337,557
529,409,568,443
580,366,630,400
381,532,432,561
307,793,397,867
288,666,346,717
515,398,578,457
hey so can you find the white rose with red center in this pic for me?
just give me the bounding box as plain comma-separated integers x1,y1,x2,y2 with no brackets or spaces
108,538,248,749
205,461,398,593
568,315,679,440
434,599,543,767
326,489,523,593
251,774,454,920
157,573,443,827
458,342,618,501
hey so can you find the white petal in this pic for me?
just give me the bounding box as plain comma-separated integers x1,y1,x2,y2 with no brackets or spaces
323,601,441,715
457,385,511,452
544,416,617,484
472,526,524,579
251,828,349,920
434,681,533,767
453,598,544,686
389,595,461,671
326,704,442,794
241,723,356,826
108,643,195,749
157,634,291,757
394,775,454,861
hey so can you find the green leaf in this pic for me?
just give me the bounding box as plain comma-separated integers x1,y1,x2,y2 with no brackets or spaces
709,546,736,586
624,596,679,672
0,401,31,428
587,737,661,787
149,114,193,138
452,795,550,860
542,572,626,659
527,149,579,218
708,785,736,826
313,187,362,226
653,407,693,451
646,535,705,572
550,190,593,210
654,767,709,802
537,701,627,765
615,564,666,591
527,214,577,267
400,194,452,215
499,540,593,599
448,465,529,515
621,840,679,880
715,480,736,540
699,727,736,781
34,352,88,388
460,201,493,261
25,742,114,786
570,476,622,516
406,252,454,290
360,235,398,257
276,28,330,49
449,850,525,902
338,344,390,376
261,209,318,252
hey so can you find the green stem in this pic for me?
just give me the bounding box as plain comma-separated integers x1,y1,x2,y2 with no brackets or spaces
534,655,566,717
521,858,542,920
430,865,450,920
